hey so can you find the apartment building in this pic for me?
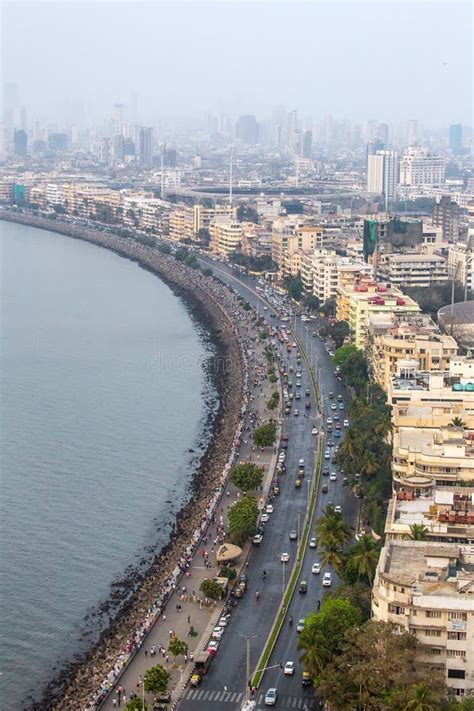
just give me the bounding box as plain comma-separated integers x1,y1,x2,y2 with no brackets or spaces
169,204,234,242
367,313,458,392
372,539,474,698
448,241,474,292
300,250,372,304
377,253,448,288
209,217,242,257
271,225,323,275
336,281,420,349
399,147,446,186
385,484,474,544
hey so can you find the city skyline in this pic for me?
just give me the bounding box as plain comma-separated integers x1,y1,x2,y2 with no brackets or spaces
2,1,472,127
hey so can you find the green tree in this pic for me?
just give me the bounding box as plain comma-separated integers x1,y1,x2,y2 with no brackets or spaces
304,294,320,312
252,420,277,447
402,682,441,711
174,247,189,262
197,227,210,243
185,254,199,269
229,462,264,492
297,599,361,685
285,273,303,301
202,267,213,277
316,505,351,551
144,664,170,695
237,204,259,224
266,391,280,410
330,320,350,349
200,578,224,600
324,581,372,621
404,523,429,541
125,700,145,711
228,496,259,545
345,534,380,586
333,345,368,395
320,297,336,317
158,243,171,254
168,637,188,659
218,564,237,580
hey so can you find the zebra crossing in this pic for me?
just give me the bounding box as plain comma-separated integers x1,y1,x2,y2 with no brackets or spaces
184,687,317,708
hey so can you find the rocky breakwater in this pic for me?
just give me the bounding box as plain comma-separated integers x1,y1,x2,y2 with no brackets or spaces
1,211,246,711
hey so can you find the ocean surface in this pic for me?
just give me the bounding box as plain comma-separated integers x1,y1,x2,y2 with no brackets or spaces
0,222,216,709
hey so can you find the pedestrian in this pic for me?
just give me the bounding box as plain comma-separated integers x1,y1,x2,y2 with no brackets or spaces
224,685,228,694
112,700,117,709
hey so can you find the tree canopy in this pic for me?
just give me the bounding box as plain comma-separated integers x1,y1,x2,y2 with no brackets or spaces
200,578,224,600
228,495,259,545
229,462,264,492
144,664,170,695
285,273,303,301
168,636,188,658
252,420,277,447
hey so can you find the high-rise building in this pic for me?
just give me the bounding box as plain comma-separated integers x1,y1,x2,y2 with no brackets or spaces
138,127,153,166
13,128,27,157
449,124,463,154
399,147,445,186
98,137,110,164
406,119,418,146
302,130,312,159
48,133,68,152
324,114,333,143
433,196,460,242
113,134,125,162
236,115,259,145
367,149,398,208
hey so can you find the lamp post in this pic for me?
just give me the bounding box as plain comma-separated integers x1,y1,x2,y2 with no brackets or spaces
238,634,257,704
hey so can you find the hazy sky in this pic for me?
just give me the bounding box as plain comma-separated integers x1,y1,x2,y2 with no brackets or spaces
2,0,472,127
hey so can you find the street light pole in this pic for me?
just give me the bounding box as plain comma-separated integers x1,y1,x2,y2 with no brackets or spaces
238,634,257,704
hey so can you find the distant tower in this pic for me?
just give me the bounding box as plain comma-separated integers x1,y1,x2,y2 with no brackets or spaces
139,127,153,167
114,102,125,134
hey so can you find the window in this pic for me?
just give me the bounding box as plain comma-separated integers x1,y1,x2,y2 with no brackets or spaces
426,610,442,619
448,632,466,640
448,669,466,679
449,612,467,621
424,629,442,637
447,650,466,658
389,604,405,615
428,648,443,655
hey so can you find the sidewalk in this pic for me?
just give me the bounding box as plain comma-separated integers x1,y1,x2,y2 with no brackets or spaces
101,321,281,710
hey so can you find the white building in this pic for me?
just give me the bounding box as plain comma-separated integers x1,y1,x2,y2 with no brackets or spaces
367,149,398,208
377,253,448,288
448,241,474,292
399,147,445,186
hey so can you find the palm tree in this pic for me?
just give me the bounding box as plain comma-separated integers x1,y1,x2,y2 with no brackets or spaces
297,621,331,682
316,508,351,551
345,534,380,586
450,416,466,428
403,682,439,711
320,543,346,576
403,523,429,541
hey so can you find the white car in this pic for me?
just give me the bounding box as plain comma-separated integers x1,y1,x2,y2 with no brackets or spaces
281,552,290,563
331,403,337,410
312,562,321,574
218,616,229,627
266,504,274,514
334,505,342,514
207,640,219,653
330,472,337,481
265,688,278,706
261,513,270,522
344,419,349,427
311,427,318,435
324,451,330,460
284,661,295,675
309,537,317,548
211,626,225,640
296,618,305,633
326,417,333,425
322,572,332,587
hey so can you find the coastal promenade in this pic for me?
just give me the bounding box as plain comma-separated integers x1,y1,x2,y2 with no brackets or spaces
99,307,282,710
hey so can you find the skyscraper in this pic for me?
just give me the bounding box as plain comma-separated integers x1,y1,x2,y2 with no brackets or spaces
324,114,334,143
406,119,418,146
367,149,398,209
449,124,463,154
302,130,312,159
14,128,27,157
99,137,110,164
138,127,153,166
236,115,259,145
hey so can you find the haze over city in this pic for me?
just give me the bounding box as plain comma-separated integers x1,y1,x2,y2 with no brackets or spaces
2,0,472,125
1,2,474,711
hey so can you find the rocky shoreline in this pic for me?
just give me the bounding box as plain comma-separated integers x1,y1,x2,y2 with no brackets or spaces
0,212,245,711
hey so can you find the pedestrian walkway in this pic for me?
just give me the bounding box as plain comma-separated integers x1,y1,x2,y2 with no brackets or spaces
101,308,282,710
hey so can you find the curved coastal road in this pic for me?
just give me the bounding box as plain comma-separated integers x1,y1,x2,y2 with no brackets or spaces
178,261,359,710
